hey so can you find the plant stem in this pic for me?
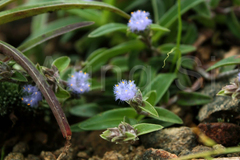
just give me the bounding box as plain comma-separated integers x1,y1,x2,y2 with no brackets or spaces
171,0,182,73
173,146,240,160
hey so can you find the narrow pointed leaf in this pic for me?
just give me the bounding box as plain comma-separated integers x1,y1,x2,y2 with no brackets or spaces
177,91,212,106
83,40,145,72
143,73,177,105
75,108,138,131
55,85,70,102
152,107,183,124
70,103,101,117
159,43,196,54
144,90,157,106
206,55,240,71
139,100,158,117
10,71,28,82
0,1,130,25
153,0,205,42
133,123,163,136
18,21,94,52
150,24,170,32
88,23,127,38
0,0,14,10
52,56,71,72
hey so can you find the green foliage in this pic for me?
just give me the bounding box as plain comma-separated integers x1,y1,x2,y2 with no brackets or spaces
206,56,240,71
0,0,239,148
177,92,212,106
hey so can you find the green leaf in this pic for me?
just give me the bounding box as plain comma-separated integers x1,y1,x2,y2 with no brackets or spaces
18,21,94,52
86,48,107,62
152,107,183,124
159,43,196,54
144,90,157,106
70,103,101,117
67,9,102,25
71,123,84,132
139,119,174,127
177,91,212,106
52,56,71,72
75,108,138,131
206,55,240,71
153,0,205,42
210,0,221,8
150,24,170,32
193,1,211,19
133,123,163,136
143,73,176,105
226,10,240,39
90,78,103,91
139,100,158,117
0,0,14,9
10,71,28,82
83,40,145,72
55,85,70,101
88,23,127,38
0,1,130,25
31,13,48,34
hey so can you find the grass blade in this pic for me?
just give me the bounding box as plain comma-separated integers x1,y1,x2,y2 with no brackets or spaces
18,21,94,52
0,1,130,25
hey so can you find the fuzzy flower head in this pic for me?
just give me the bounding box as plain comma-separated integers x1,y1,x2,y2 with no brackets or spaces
22,85,42,107
114,80,137,101
67,71,90,94
128,10,152,32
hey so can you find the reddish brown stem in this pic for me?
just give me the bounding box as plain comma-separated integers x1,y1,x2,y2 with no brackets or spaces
0,41,71,140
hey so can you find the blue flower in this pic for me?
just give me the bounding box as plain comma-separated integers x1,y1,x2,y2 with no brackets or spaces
67,71,90,94
238,72,240,82
114,80,137,101
22,85,42,107
128,10,152,32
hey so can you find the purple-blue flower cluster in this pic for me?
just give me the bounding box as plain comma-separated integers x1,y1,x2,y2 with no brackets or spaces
22,85,42,107
114,80,137,101
67,71,90,94
128,10,152,32
238,72,240,82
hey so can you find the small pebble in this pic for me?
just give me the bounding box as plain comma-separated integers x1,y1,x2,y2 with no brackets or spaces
12,142,29,153
4,153,24,160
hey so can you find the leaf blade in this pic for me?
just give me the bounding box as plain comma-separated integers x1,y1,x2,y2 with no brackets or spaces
18,21,94,52
88,23,127,38
206,55,240,71
0,1,130,25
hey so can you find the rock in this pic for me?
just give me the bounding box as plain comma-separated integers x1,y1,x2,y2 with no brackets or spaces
25,154,40,160
178,149,192,157
141,148,178,160
192,145,212,153
40,151,56,160
141,126,197,155
53,146,74,160
102,151,124,160
198,122,240,146
12,142,29,153
198,76,240,123
4,153,24,160
77,151,89,159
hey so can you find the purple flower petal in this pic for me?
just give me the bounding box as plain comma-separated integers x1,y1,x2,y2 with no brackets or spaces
67,71,90,94
128,10,152,32
22,85,42,107
114,80,137,101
